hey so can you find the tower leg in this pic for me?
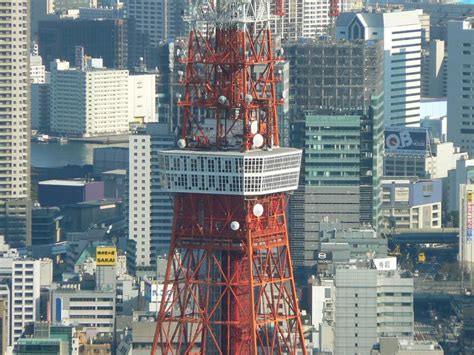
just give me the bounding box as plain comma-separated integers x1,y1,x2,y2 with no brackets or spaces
152,193,306,354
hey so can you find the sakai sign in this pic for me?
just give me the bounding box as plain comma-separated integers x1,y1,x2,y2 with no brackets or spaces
96,246,117,266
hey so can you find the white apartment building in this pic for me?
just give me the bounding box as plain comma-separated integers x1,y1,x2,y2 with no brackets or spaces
0,0,31,247
273,0,355,40
11,259,41,345
447,20,474,156
50,60,156,137
128,123,174,272
336,11,422,126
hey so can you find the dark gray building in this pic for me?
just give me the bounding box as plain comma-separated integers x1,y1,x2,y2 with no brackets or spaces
284,39,384,281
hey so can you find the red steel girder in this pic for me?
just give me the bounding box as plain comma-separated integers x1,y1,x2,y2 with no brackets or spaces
151,193,306,354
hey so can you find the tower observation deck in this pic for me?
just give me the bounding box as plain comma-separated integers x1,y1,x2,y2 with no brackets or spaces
151,0,307,353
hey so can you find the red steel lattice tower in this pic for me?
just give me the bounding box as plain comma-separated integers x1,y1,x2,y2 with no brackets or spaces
151,0,306,353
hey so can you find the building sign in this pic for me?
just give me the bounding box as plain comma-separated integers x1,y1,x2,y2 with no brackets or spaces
468,191,473,242
394,187,409,202
316,251,333,264
384,128,427,156
96,246,117,266
374,257,397,271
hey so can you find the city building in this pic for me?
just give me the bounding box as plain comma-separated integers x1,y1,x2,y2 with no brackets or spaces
79,7,124,20
127,123,174,273
372,337,444,355
284,39,384,280
460,184,474,273
0,283,9,353
32,207,63,245
381,177,442,230
0,0,32,248
307,276,335,352
335,259,414,354
421,40,447,98
38,19,127,69
30,54,47,84
271,0,356,40
405,2,474,42
126,0,183,48
50,60,156,137
51,288,116,333
10,259,42,345
38,180,104,207
319,223,388,263
336,10,422,126
384,127,467,179
447,20,474,156
93,147,129,175
447,157,474,215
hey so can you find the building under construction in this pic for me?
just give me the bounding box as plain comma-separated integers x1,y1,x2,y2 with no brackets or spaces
284,39,385,281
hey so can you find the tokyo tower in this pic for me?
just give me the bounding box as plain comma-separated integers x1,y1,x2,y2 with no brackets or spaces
151,0,306,353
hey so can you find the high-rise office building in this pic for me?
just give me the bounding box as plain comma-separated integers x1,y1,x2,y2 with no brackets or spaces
336,10,422,126
447,20,474,156
126,0,186,70
10,259,41,345
127,123,174,274
285,39,384,279
38,19,128,69
0,0,32,247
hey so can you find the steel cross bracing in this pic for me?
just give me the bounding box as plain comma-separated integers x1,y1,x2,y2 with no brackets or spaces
152,194,306,353
177,0,283,151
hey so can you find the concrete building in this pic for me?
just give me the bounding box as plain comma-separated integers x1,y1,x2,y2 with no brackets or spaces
460,184,474,273
50,60,156,137
127,123,174,273
128,74,157,124
30,54,46,84
0,0,32,248
384,127,467,180
0,283,9,353
272,0,356,40
319,223,388,263
447,157,474,215
10,259,42,345
307,276,335,352
126,0,183,48
447,19,474,156
336,11,422,126
93,147,129,175
285,39,384,281
381,177,442,230
52,288,116,333
38,19,127,69
335,260,414,354
421,40,447,98
38,180,104,207
372,337,444,355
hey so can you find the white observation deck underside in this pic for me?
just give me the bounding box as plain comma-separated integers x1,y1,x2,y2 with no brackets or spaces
158,147,302,196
